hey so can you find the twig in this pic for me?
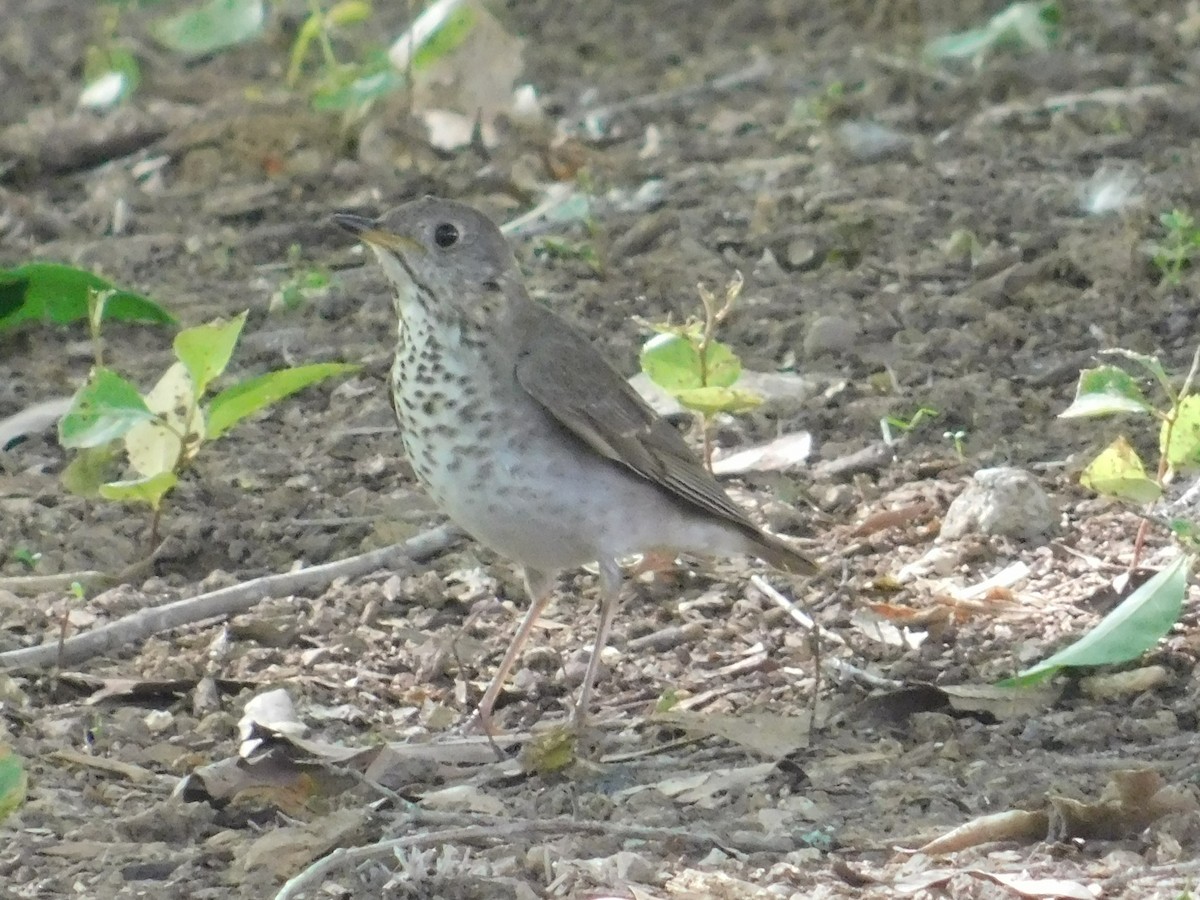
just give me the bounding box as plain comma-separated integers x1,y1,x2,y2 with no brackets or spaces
0,524,464,670
0,570,110,597
969,84,1174,128
749,575,845,646
750,575,844,738
275,807,797,900
821,657,903,691
564,56,773,131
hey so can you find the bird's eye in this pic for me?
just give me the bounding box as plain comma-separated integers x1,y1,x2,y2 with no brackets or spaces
433,223,459,248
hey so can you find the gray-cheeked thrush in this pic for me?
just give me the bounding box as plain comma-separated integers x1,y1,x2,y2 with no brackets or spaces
334,197,817,733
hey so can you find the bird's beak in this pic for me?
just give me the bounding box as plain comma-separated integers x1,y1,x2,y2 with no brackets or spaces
332,213,424,255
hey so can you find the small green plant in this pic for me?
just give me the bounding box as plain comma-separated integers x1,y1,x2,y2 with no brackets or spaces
1148,209,1200,286
286,0,401,110
80,2,140,110
637,272,761,470
59,302,357,547
0,263,174,334
1060,347,1200,508
153,0,267,60
925,1,1060,66
654,688,681,713
144,0,476,114
56,581,88,669
271,245,335,312
533,237,603,276
879,406,939,446
942,228,984,267
942,429,967,459
1005,347,1200,687
0,744,27,825
9,549,41,571
786,80,849,128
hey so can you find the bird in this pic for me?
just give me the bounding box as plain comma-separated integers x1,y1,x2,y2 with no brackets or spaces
334,196,816,733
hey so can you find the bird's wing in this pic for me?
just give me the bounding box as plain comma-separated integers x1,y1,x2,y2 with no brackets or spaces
512,305,761,532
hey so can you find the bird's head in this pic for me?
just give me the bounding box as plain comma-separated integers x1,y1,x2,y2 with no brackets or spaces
334,197,520,330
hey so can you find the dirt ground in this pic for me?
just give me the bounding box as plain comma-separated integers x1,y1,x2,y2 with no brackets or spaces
2,0,1200,897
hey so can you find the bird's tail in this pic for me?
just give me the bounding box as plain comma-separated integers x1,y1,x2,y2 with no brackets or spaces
750,531,819,575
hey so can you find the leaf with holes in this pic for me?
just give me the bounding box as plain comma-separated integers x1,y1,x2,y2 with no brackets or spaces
124,363,203,477
59,369,156,449
174,311,247,397
640,334,743,392
1161,395,1200,473
1080,436,1161,504
675,386,763,416
99,472,179,511
1059,365,1153,419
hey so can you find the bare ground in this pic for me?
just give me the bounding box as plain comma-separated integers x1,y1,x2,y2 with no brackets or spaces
2,1,1200,897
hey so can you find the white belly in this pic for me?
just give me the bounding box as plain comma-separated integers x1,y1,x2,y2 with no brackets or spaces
391,317,749,574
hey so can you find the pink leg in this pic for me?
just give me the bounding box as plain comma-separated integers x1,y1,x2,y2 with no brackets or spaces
475,569,555,735
571,559,623,728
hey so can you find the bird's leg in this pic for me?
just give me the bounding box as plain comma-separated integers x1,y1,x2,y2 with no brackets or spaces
571,559,624,729
475,568,555,735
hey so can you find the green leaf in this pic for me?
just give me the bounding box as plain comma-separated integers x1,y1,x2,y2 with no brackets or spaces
700,341,743,388
80,45,141,109
411,2,476,71
925,26,994,60
327,0,372,28
206,363,359,440
59,369,156,448
99,472,178,510
0,263,174,334
641,333,703,392
1100,349,1170,394
125,363,203,477
675,386,763,416
61,442,123,498
1059,365,1153,418
1001,554,1189,687
1161,395,1200,473
1079,435,1162,503
174,311,247,397
643,333,744,400
312,66,405,111
154,0,265,59
0,746,28,823
926,1,1059,62
287,0,372,85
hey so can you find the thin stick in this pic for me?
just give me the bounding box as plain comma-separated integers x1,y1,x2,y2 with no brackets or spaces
749,574,845,646
275,807,798,900
0,524,463,670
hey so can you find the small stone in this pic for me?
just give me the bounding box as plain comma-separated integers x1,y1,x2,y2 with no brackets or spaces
143,710,174,734
783,238,819,270
835,120,914,162
803,314,859,357
561,649,604,688
940,467,1056,541
521,645,559,672
512,667,540,693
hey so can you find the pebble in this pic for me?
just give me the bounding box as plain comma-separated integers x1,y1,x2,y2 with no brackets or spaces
803,314,859,357
835,121,914,162
940,466,1056,541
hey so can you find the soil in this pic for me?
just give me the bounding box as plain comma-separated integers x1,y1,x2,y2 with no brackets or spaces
2,1,1200,897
